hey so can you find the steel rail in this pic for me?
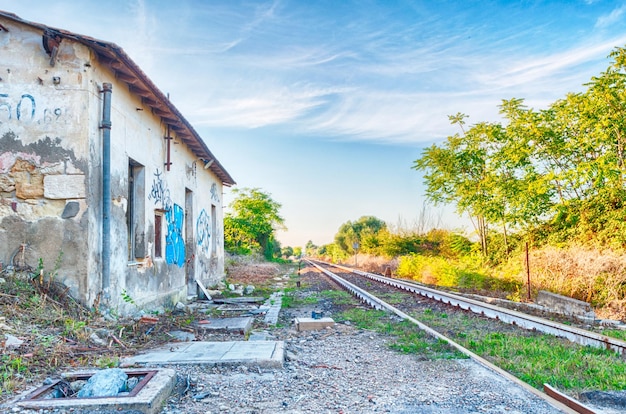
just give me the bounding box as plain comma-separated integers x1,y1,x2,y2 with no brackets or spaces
305,259,591,414
311,259,626,356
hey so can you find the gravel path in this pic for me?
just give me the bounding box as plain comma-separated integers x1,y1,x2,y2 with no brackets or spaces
162,323,564,414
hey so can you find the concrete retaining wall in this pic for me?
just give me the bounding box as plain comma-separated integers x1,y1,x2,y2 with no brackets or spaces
536,290,595,319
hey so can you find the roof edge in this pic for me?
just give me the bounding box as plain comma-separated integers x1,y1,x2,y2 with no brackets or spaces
0,10,235,186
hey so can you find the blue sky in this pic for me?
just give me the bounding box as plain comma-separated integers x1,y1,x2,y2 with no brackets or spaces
3,1,626,248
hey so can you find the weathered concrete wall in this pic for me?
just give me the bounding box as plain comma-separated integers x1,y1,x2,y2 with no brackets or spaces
0,16,227,315
536,290,596,320
0,19,93,305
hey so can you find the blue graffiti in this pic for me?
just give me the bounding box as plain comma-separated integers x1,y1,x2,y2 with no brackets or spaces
148,169,172,211
165,204,185,267
196,209,211,253
16,94,35,121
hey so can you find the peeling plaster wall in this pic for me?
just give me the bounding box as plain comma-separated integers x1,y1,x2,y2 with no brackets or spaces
0,16,227,315
0,19,93,306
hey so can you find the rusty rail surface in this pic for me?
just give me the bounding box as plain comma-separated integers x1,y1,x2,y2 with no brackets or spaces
305,259,594,414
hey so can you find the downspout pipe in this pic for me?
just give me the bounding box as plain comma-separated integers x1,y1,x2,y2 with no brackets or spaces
100,83,112,303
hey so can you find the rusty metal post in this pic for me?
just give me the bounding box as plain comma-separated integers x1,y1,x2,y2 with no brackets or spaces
526,242,531,301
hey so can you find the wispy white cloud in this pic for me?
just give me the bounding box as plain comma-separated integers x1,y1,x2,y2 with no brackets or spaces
484,36,626,90
595,5,626,29
189,84,342,128
10,0,622,146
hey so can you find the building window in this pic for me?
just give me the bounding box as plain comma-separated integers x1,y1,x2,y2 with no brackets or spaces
127,159,146,260
154,211,163,258
211,204,217,255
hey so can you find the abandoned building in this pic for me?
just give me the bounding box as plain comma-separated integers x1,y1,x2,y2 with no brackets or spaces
0,11,235,314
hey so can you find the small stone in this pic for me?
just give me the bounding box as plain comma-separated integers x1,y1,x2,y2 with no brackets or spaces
169,330,196,342
244,285,255,295
70,380,87,392
89,332,107,347
61,201,80,219
4,334,24,348
126,377,139,391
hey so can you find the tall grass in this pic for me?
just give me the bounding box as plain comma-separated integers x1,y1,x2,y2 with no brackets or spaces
396,254,521,295
395,245,626,319
526,246,626,319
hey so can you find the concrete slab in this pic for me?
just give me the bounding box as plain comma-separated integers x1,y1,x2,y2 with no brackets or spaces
8,368,175,414
263,291,283,325
213,297,265,304
248,330,275,341
123,341,284,369
216,303,258,311
294,317,335,331
196,316,253,334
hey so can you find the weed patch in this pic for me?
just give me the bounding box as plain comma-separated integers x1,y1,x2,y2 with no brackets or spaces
410,307,626,392
336,309,463,360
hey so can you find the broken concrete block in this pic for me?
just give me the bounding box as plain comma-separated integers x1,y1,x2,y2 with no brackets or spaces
76,368,128,397
294,317,335,332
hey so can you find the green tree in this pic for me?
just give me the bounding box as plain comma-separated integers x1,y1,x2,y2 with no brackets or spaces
224,188,285,259
414,46,626,252
281,246,294,258
305,240,317,256
335,216,387,254
413,115,493,255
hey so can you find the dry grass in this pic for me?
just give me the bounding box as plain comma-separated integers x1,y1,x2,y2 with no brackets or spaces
224,254,283,287
527,246,626,319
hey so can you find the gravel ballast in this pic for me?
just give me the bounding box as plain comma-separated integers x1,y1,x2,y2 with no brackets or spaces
161,324,565,414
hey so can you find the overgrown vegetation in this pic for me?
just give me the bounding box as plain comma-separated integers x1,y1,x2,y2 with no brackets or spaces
0,265,217,400
413,307,626,392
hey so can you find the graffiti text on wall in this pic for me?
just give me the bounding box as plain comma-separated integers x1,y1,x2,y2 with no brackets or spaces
210,183,220,203
165,203,185,267
148,169,172,211
148,168,184,266
196,209,211,253
0,93,64,124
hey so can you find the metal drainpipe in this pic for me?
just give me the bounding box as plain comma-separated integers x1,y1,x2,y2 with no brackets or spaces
100,83,112,302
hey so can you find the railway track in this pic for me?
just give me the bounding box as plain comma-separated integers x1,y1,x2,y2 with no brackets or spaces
310,259,626,355
304,259,613,414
